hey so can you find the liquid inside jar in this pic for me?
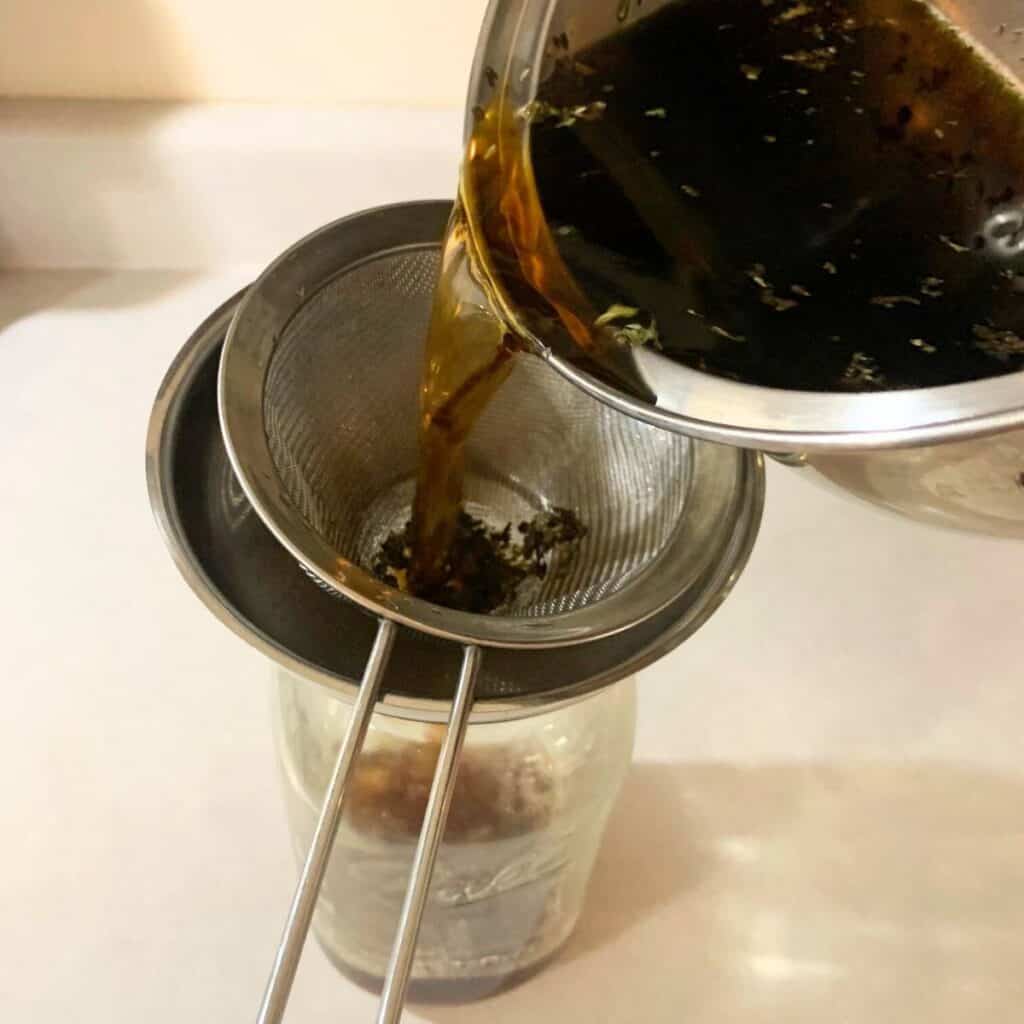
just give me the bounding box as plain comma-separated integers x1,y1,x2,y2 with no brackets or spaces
273,669,637,997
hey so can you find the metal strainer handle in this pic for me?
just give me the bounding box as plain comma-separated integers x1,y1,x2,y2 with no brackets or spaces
378,645,480,1023
255,618,482,1024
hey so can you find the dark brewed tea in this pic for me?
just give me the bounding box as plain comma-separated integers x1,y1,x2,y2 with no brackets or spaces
407,0,1024,591
531,0,1024,391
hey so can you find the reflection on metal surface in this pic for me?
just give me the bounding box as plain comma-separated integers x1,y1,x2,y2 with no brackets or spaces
219,454,252,534
807,427,1024,537
983,205,1024,260
768,452,809,469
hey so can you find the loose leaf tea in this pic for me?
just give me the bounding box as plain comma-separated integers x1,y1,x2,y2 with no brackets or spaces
375,507,587,614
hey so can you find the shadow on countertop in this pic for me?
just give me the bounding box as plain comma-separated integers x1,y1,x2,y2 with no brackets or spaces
415,758,1024,1024
0,268,202,335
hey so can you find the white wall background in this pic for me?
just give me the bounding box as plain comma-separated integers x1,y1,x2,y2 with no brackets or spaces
0,0,489,107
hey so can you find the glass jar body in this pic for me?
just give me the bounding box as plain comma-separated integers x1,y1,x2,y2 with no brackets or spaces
273,669,637,999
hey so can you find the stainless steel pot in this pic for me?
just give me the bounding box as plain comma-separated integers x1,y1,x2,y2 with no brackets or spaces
466,0,1024,537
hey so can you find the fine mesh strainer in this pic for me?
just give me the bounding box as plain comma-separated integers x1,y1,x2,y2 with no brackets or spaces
227,224,701,649
217,201,758,1022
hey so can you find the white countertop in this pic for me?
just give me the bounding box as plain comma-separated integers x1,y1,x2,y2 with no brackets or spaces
2,102,1023,1024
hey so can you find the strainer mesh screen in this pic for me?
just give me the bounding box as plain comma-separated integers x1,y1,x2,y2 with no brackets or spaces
264,247,691,618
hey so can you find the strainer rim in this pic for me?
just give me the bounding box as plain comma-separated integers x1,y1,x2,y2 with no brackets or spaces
151,281,765,720
218,200,755,650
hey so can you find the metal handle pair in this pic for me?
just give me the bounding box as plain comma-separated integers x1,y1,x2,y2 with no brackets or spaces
256,619,482,1024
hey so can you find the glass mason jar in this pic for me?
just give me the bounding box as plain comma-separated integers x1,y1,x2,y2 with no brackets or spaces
273,667,637,1000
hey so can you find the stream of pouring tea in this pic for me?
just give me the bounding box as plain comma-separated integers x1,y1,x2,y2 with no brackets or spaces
409,0,1024,587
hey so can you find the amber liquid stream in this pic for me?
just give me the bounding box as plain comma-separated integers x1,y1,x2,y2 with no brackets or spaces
411,0,1024,586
